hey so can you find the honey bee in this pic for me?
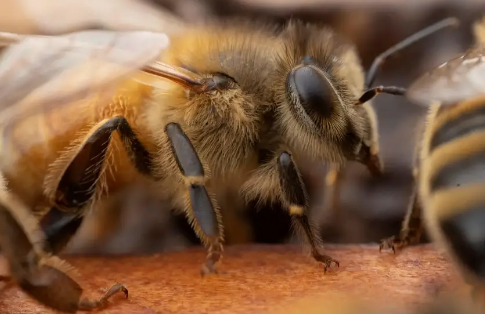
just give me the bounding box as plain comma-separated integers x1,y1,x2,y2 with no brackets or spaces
379,15,485,300
0,17,458,313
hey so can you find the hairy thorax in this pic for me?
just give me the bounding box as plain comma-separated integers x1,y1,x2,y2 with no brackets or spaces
144,24,279,198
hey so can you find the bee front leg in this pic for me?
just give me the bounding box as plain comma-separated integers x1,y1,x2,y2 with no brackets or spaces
379,179,423,253
165,123,223,276
277,152,339,273
379,134,423,254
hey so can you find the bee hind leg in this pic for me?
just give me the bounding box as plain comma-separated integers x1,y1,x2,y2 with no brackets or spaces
277,151,339,274
33,115,158,309
165,123,223,276
39,208,128,311
43,115,157,255
0,191,129,313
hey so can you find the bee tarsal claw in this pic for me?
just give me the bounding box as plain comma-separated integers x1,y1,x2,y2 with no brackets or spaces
312,251,339,274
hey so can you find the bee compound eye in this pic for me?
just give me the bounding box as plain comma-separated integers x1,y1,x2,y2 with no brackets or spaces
286,65,333,118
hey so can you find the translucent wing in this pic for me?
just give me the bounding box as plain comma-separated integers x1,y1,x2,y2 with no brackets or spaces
0,30,171,127
407,44,485,106
1,0,185,35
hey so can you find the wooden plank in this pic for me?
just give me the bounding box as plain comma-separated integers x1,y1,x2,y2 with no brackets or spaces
0,244,470,313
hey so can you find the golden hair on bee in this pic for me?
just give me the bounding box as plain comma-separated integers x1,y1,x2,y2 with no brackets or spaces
380,15,485,303
146,19,279,179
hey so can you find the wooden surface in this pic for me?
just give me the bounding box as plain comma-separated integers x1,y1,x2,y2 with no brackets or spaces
0,244,470,314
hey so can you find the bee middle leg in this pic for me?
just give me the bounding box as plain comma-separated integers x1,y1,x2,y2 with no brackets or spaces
164,123,223,276
277,152,339,273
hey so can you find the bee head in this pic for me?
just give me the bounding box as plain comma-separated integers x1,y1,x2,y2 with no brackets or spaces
274,20,382,176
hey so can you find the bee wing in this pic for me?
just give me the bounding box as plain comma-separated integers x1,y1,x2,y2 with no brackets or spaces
406,44,485,106
2,0,186,35
0,30,171,127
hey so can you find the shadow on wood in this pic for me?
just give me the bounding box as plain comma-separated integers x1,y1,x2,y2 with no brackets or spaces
0,244,470,314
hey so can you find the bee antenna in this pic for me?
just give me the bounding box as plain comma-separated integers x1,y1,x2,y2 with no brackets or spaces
364,17,459,89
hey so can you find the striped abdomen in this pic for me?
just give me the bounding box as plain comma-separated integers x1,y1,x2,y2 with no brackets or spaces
423,95,485,282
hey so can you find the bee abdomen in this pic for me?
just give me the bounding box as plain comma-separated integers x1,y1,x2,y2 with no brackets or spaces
428,101,485,194
430,105,485,151
425,99,485,281
440,205,485,279
430,150,485,192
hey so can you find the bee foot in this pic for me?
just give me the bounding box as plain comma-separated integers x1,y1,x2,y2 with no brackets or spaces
78,283,128,311
379,235,407,253
102,283,128,300
312,251,339,274
200,240,223,276
200,263,218,276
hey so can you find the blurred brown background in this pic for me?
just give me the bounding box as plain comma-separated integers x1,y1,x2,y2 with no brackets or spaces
58,0,485,256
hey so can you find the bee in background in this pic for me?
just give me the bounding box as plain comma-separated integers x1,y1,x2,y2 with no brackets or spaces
0,16,459,313
380,15,485,302
380,15,485,253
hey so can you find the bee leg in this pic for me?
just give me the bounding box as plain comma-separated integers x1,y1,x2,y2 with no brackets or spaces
40,207,83,255
42,115,155,254
379,179,423,253
277,152,339,274
77,283,129,310
54,116,153,210
325,164,345,218
0,191,128,313
25,115,157,308
165,123,223,276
